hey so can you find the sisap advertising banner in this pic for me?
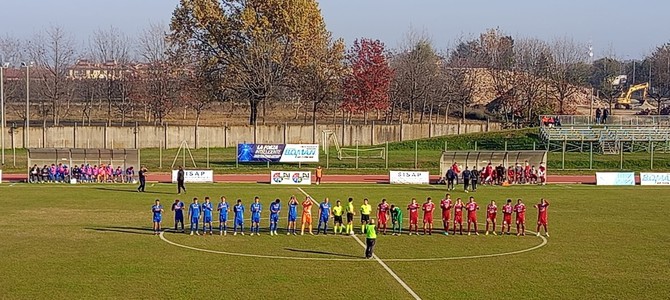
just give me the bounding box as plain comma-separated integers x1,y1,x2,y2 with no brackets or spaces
389,171,430,185
0,170,2,184
238,144,319,163
640,173,670,186
595,172,635,186
171,170,214,183
270,171,312,185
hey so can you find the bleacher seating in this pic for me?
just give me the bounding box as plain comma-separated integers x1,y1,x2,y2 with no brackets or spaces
539,115,670,154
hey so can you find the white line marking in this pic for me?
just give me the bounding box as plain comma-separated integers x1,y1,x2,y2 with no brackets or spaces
297,187,422,300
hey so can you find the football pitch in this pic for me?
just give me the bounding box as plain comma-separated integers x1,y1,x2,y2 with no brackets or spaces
1,183,669,299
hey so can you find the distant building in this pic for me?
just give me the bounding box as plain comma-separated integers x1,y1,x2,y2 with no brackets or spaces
67,59,132,80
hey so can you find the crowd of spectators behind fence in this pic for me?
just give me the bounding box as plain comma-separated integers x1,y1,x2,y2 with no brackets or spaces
29,164,136,183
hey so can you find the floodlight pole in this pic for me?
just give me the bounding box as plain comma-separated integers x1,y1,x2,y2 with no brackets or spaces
1,65,5,165
24,63,30,149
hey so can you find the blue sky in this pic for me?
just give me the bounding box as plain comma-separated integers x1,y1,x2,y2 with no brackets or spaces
1,0,668,58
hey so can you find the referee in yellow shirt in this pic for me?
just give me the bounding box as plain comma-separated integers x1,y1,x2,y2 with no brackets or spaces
360,198,372,234
346,197,356,235
332,200,344,234
365,219,377,259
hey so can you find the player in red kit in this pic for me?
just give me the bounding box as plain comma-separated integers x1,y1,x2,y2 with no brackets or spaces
377,198,390,235
452,198,464,235
534,198,550,237
407,198,420,235
422,197,435,235
465,196,479,236
501,199,513,235
440,193,453,236
485,200,498,235
538,163,547,185
514,198,527,236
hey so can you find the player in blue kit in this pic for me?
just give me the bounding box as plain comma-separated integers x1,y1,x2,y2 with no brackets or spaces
171,199,185,233
202,197,214,235
316,198,331,235
250,197,262,236
152,199,164,235
233,199,245,236
217,196,230,236
269,198,281,236
286,196,299,235
189,197,201,236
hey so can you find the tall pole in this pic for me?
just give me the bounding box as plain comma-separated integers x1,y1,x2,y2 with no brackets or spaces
25,65,30,149
1,66,5,165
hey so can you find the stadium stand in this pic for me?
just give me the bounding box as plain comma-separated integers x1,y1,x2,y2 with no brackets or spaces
540,115,670,154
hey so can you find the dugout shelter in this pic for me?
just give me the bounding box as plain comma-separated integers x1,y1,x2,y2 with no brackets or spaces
28,148,140,171
440,150,547,178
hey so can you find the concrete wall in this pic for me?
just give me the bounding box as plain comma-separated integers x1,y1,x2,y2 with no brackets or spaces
1,122,500,149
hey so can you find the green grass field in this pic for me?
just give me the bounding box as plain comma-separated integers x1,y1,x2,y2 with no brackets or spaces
1,182,669,299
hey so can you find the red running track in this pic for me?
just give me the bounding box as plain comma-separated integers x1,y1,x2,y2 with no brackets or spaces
2,173,601,184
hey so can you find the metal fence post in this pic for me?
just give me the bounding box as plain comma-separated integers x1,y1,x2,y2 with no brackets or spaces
619,141,623,170
385,141,389,170
589,141,593,170
562,139,566,170
235,142,239,169
414,140,418,169
650,141,654,170
504,141,508,152
159,141,162,169
474,141,478,151
355,141,359,169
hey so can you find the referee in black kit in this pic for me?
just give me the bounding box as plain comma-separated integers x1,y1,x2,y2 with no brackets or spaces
177,166,186,194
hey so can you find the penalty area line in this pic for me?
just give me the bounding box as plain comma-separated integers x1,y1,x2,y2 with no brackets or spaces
297,187,422,300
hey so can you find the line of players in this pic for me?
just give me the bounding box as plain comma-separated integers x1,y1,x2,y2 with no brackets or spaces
150,194,550,237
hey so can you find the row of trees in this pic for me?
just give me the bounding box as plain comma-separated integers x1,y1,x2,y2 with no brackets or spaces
1,0,669,128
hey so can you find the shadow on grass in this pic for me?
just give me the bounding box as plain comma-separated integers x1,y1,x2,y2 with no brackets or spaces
93,187,172,195
284,248,361,258
86,226,157,235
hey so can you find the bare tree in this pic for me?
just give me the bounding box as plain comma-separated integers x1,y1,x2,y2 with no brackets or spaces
548,37,590,114
137,22,179,125
480,28,518,123
89,26,133,124
28,25,77,126
647,44,670,114
391,30,439,123
293,36,345,125
515,38,553,123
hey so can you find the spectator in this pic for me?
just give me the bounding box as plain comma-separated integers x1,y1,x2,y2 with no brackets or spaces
125,166,135,183
595,108,602,124
602,108,609,124
49,164,57,183
29,164,40,183
41,165,50,183
114,166,123,183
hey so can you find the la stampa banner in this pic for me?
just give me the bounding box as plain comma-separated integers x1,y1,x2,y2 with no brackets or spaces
238,144,319,163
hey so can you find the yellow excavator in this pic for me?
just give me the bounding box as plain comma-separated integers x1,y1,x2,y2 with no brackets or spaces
615,82,649,109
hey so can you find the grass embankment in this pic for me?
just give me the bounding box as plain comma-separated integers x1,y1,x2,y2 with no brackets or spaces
2,128,669,174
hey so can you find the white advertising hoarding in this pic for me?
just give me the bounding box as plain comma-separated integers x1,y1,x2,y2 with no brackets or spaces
279,144,319,162
171,170,214,183
389,171,430,185
270,171,312,185
595,172,635,186
640,173,670,185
